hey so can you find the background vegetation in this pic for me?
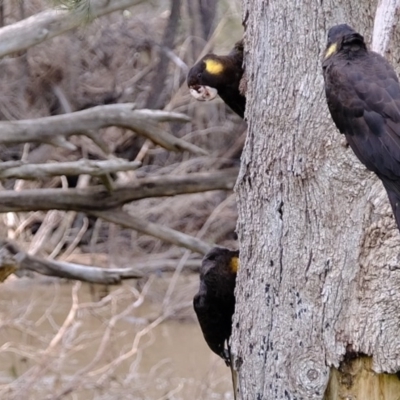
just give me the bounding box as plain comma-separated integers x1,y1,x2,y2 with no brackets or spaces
0,1,243,398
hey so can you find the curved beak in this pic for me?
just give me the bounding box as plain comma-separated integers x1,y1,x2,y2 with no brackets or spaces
189,85,218,101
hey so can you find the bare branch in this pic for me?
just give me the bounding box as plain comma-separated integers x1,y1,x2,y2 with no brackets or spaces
0,240,143,284
0,159,141,180
372,0,400,54
131,258,201,273
0,0,146,58
0,168,238,212
0,104,204,155
92,209,213,254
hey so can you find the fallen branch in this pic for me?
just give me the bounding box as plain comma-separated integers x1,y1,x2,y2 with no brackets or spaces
0,104,204,155
0,159,141,180
0,0,146,58
0,240,143,284
0,168,238,212
92,209,213,254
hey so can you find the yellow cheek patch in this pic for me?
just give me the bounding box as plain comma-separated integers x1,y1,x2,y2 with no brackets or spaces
324,42,337,59
204,59,224,75
230,257,239,273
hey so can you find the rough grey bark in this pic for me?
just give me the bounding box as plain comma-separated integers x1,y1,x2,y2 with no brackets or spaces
233,0,400,399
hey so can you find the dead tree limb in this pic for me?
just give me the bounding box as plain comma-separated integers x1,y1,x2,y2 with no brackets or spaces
0,168,238,212
91,209,213,254
372,0,400,55
0,240,143,284
0,0,146,58
0,159,141,180
0,104,204,155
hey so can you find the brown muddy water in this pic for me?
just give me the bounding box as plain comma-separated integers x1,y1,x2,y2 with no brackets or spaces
0,275,233,400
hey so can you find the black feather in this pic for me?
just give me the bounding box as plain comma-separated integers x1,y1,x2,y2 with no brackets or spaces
193,247,238,366
187,40,246,118
323,23,400,231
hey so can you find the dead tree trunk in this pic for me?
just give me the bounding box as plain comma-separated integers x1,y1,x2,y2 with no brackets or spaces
233,0,400,399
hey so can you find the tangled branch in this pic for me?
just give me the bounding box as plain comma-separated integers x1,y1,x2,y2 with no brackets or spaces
0,104,204,155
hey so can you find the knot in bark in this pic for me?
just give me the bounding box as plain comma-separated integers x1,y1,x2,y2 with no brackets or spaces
289,349,329,396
